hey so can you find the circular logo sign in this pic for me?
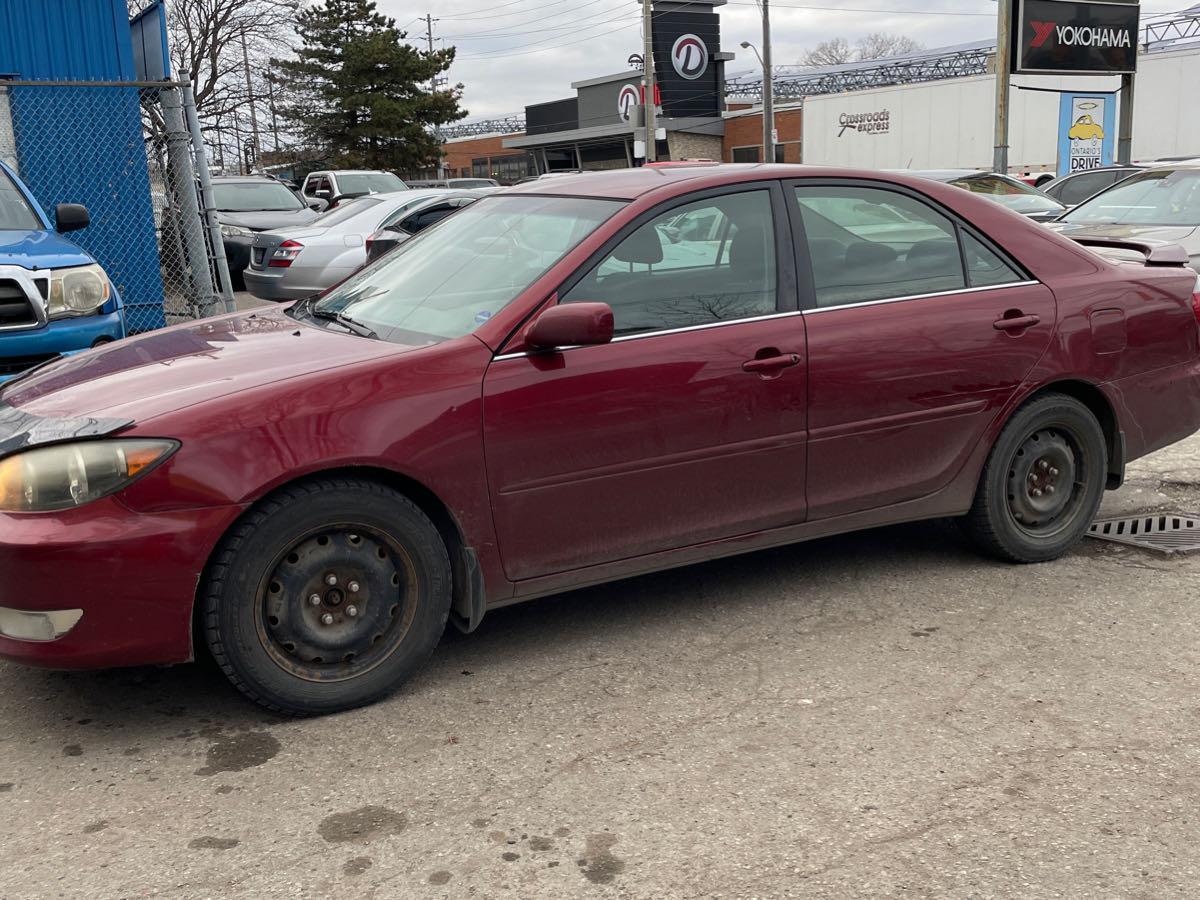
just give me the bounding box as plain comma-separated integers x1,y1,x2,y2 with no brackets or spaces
617,83,640,122
671,34,708,80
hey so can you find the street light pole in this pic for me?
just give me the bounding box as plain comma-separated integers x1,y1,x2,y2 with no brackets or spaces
642,0,657,162
761,0,774,164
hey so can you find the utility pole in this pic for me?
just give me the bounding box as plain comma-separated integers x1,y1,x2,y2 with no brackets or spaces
992,0,1012,174
425,14,445,176
240,33,261,170
641,0,657,162
761,0,774,163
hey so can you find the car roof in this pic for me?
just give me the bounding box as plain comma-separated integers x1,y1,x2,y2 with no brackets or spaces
316,169,394,175
212,175,282,183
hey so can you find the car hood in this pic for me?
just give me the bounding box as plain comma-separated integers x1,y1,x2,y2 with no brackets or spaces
0,307,409,423
218,208,321,231
0,228,93,269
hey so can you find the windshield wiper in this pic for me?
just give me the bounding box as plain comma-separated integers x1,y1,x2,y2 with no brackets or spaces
310,307,378,339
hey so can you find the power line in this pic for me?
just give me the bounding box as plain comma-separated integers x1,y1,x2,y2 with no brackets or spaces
443,0,631,39
458,18,641,58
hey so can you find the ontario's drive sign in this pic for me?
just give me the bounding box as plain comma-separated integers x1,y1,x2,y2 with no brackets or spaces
1014,0,1140,75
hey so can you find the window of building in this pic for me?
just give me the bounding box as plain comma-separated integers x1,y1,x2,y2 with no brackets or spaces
731,146,760,163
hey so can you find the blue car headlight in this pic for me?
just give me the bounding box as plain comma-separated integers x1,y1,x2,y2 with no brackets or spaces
46,264,111,319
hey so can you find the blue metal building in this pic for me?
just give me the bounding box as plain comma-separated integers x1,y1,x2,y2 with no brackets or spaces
0,0,166,330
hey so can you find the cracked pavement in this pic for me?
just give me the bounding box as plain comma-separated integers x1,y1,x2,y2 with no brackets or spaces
3,435,1200,898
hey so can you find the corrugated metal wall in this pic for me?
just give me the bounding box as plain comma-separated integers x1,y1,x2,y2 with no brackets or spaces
0,0,165,330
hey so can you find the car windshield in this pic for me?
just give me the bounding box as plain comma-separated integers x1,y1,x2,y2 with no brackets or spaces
1062,168,1200,227
213,181,304,212
309,195,622,344
0,169,44,230
337,173,408,194
949,176,1065,214
313,197,383,226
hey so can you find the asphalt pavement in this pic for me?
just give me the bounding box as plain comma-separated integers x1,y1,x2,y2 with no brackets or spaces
3,435,1200,898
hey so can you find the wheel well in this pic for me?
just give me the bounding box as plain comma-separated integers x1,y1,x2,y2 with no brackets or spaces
193,466,483,659
1029,381,1123,487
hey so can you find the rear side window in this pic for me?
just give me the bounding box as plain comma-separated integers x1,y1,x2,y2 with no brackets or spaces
961,232,1023,287
795,186,965,307
563,190,778,336
1052,170,1118,206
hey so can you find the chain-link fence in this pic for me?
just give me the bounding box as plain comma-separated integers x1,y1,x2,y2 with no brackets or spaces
0,80,232,334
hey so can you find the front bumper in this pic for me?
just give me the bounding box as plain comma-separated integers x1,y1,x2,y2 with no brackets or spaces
0,498,245,669
0,309,125,383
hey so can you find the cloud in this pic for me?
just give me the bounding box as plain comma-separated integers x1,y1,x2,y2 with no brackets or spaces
373,0,1186,119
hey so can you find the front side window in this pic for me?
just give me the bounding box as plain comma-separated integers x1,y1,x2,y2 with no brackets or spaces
562,190,778,336
0,170,43,230
796,185,966,307
1062,168,1200,227
311,195,620,344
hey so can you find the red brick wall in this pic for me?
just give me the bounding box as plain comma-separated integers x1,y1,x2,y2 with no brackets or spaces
722,108,803,163
441,134,528,179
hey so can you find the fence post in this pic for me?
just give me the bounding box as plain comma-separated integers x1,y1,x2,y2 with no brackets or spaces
160,86,218,318
182,84,236,313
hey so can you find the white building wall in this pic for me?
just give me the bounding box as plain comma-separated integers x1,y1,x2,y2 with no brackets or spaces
801,47,1200,171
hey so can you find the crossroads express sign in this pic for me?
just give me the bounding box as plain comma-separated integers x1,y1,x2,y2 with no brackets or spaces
1014,0,1140,75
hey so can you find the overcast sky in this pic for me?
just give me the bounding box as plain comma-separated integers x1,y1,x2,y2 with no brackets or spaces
375,0,1189,120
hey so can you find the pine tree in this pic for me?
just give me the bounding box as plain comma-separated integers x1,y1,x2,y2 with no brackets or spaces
273,0,465,172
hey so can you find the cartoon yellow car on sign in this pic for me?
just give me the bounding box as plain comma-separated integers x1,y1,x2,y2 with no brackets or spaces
1069,115,1105,141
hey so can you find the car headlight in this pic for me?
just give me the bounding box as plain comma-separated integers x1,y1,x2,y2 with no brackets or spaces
0,440,178,512
46,264,111,319
220,224,253,238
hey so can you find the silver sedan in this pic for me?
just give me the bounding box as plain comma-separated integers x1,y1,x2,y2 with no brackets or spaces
243,190,455,301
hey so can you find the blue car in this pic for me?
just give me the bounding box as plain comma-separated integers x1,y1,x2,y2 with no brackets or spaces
0,161,125,383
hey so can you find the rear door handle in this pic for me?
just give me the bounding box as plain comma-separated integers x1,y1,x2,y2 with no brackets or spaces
993,314,1040,331
743,353,801,374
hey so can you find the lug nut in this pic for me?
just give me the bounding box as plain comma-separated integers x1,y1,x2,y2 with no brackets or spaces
325,574,338,586
1049,467,1059,477
346,605,358,618
1032,488,1044,498
1045,485,1055,495
320,612,334,626
1039,460,1050,471
348,581,360,594
309,594,322,606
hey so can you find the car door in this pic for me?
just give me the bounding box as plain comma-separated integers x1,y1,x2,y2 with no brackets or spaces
790,180,1056,519
482,184,809,581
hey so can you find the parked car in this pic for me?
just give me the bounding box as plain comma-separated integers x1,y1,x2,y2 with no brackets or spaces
405,177,502,190
908,171,1068,222
244,190,463,301
0,161,124,383
1048,164,1200,270
3,164,1200,715
300,170,407,207
213,175,322,288
1039,166,1142,209
364,191,487,262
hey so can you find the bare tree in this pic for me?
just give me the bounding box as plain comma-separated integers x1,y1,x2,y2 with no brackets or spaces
800,32,925,67
129,0,298,166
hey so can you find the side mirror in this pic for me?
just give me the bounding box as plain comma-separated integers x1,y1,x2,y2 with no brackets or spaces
316,189,332,199
55,203,90,233
525,302,614,350
307,198,329,212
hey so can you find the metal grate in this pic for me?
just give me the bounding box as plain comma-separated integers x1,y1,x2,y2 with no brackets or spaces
1087,513,1200,554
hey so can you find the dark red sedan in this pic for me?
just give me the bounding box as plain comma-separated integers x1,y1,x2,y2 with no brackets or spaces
3,164,1199,714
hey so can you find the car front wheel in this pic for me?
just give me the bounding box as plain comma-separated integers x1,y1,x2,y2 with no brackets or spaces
201,478,452,715
964,393,1107,563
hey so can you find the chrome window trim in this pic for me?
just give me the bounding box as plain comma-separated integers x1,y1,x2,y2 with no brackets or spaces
492,279,1041,361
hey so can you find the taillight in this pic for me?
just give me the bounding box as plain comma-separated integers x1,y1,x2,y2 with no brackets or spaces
268,240,303,268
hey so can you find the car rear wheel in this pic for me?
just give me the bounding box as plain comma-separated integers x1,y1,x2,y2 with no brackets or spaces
201,478,451,715
964,393,1107,563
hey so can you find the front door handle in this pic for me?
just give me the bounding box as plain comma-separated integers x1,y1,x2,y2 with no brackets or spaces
993,314,1040,332
743,353,801,374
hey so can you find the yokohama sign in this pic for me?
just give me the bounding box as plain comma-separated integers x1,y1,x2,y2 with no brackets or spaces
1014,0,1139,74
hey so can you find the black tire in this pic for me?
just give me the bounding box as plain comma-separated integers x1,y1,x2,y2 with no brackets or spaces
201,478,451,715
964,393,1107,563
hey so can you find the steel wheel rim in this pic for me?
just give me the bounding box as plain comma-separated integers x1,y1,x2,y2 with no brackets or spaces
253,524,419,683
1005,426,1087,539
